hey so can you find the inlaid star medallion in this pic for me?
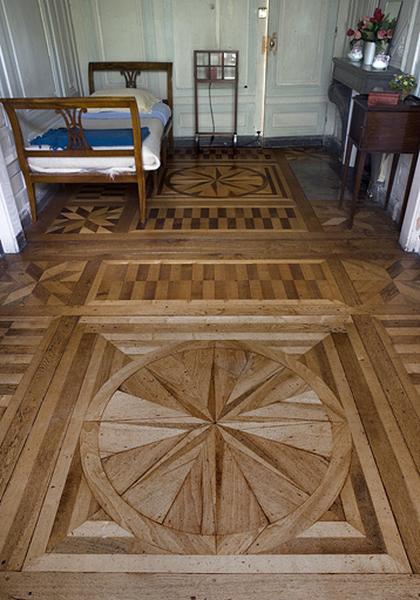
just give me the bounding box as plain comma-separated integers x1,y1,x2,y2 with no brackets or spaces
165,166,268,197
80,341,351,555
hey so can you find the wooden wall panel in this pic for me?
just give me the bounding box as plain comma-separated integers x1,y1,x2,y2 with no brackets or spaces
69,0,263,138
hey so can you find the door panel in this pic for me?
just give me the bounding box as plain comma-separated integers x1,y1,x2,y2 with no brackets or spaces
264,0,339,138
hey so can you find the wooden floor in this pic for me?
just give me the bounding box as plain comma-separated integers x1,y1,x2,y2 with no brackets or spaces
0,148,420,599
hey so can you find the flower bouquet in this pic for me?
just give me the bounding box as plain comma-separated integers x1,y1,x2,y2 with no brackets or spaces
347,7,397,50
347,7,397,66
389,73,418,100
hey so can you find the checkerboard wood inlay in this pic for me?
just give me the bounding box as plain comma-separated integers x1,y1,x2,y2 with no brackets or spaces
133,204,307,231
1,149,419,598
87,261,343,303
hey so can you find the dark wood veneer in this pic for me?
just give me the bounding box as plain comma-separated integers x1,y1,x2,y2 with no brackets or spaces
340,95,420,228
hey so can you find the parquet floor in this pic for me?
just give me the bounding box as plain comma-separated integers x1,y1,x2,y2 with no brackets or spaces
0,148,420,599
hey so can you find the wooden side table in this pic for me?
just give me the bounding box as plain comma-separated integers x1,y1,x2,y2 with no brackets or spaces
339,95,420,228
329,58,402,158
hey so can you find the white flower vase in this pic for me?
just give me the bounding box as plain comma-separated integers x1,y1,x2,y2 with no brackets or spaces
363,41,376,66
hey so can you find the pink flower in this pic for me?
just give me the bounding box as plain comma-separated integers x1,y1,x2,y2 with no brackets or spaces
359,18,371,29
347,28,355,36
377,29,387,39
373,7,385,22
387,29,394,39
354,30,362,40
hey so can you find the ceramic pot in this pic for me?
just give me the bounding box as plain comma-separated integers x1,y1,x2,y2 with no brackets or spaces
372,53,390,70
348,46,363,62
363,41,376,66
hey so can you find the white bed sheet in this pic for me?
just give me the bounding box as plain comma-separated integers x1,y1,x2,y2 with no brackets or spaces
27,118,163,175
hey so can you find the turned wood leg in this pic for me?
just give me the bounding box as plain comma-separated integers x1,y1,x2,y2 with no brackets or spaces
399,151,419,229
339,139,353,208
349,150,367,229
385,154,399,209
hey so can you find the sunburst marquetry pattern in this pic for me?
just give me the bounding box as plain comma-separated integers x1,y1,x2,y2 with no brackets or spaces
0,149,419,597
160,164,286,198
5,321,411,575
32,156,304,237
81,341,351,554
164,166,267,197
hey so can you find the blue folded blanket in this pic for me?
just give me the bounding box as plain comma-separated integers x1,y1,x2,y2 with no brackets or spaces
29,127,150,150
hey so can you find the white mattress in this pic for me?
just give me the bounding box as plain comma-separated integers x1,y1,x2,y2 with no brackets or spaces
27,118,163,175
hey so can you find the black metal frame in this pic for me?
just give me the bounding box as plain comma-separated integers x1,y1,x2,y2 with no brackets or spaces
193,50,239,154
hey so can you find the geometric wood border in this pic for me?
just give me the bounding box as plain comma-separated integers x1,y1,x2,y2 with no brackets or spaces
4,319,409,574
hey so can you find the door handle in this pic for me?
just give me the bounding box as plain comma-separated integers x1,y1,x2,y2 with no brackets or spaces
268,32,277,53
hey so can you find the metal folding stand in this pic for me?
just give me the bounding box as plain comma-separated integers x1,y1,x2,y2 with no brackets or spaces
193,50,239,154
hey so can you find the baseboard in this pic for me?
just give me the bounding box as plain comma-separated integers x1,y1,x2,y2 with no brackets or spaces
16,229,27,251
174,136,260,148
263,135,324,148
323,136,342,157
0,228,27,256
19,184,59,229
174,135,342,152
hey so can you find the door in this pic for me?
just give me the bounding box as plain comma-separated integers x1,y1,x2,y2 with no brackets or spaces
263,0,340,139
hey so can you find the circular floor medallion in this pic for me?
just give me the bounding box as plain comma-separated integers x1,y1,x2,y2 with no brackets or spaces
80,341,351,555
165,166,268,197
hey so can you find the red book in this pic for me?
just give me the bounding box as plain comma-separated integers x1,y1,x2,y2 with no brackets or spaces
368,92,400,107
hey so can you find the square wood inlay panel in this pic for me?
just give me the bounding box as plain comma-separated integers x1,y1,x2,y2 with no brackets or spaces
0,319,409,574
86,261,343,304
1,149,419,596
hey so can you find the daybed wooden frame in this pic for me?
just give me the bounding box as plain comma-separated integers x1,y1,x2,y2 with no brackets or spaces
1,61,173,224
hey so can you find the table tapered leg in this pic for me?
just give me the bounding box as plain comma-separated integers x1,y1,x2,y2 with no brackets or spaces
385,153,399,209
339,139,353,208
349,150,367,229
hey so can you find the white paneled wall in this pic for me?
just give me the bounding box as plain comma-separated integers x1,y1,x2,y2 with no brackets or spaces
69,0,264,138
263,0,340,138
0,0,82,223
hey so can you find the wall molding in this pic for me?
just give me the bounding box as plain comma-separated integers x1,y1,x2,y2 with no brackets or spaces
0,0,26,95
0,139,24,253
0,0,84,225
38,0,65,95
275,0,328,88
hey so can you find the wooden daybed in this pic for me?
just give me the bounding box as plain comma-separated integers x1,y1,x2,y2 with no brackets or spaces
0,61,173,224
